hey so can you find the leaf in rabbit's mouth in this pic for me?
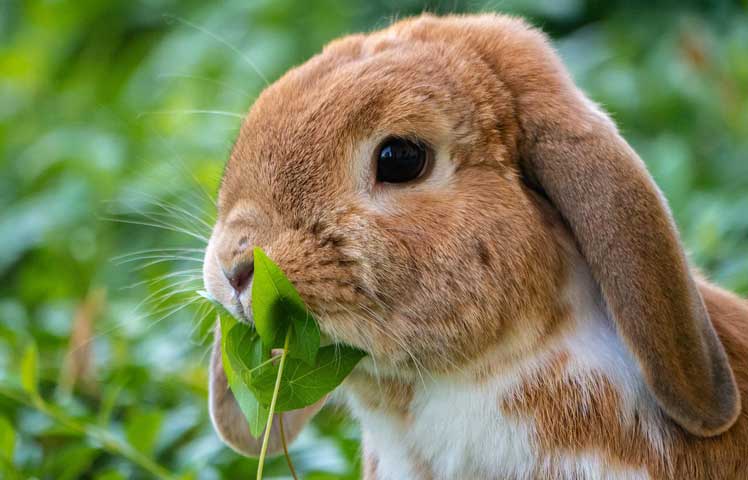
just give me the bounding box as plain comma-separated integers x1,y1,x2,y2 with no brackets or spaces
196,289,252,324
197,247,366,480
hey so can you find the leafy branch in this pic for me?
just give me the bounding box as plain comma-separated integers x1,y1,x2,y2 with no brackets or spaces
199,247,366,480
1,345,177,480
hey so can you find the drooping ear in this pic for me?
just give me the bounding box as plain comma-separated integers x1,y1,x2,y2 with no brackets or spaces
396,14,740,436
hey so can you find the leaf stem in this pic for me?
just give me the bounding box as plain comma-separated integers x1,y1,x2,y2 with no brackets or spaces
248,354,282,374
278,413,299,480
256,330,291,480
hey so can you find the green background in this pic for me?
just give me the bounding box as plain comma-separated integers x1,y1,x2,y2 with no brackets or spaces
1,0,746,478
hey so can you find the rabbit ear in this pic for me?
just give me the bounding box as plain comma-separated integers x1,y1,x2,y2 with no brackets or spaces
398,14,740,436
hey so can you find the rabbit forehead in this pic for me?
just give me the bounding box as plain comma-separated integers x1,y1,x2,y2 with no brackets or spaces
218,30,513,219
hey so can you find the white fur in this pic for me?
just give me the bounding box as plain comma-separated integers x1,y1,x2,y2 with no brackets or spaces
344,256,667,479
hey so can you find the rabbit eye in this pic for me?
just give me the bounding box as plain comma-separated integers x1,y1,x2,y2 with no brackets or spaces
376,138,428,184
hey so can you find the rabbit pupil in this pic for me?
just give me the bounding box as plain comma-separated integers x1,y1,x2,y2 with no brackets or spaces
376,138,427,184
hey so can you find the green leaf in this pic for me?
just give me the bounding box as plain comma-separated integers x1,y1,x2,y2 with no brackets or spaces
125,409,163,457
225,317,267,376
94,470,126,480
220,314,269,438
249,345,366,411
198,248,366,445
20,343,38,395
0,416,15,463
288,308,321,367
196,290,232,316
252,247,320,365
42,444,98,480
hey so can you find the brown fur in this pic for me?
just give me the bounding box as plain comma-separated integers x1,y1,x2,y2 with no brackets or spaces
345,372,415,419
502,281,748,479
386,12,739,438
203,12,747,478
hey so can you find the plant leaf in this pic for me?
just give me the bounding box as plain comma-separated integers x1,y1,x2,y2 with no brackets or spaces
0,416,15,463
252,248,320,365
125,410,163,457
196,290,230,315
20,343,38,395
249,345,365,411
288,309,321,368
219,313,269,438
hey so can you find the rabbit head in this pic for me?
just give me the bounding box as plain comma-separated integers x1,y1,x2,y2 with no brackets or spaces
203,13,740,438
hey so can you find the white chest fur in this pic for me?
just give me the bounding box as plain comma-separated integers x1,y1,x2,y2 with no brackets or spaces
343,263,665,480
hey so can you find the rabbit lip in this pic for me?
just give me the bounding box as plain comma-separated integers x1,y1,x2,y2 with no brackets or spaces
233,298,252,324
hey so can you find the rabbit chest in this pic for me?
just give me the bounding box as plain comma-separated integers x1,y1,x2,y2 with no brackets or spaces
343,269,667,480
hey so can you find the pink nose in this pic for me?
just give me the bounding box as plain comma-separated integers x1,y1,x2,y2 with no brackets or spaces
224,259,254,296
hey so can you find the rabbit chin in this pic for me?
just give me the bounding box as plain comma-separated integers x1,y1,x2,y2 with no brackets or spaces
341,252,667,480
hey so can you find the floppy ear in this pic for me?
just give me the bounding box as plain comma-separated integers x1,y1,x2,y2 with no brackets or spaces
398,14,740,436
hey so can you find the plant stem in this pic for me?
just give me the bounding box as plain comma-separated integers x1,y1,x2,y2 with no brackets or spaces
248,354,282,374
0,386,175,480
256,330,291,480
278,413,299,480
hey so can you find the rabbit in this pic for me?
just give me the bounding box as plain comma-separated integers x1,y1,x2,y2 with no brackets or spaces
202,13,748,480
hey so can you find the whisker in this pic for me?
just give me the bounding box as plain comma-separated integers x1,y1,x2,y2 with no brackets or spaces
167,15,270,86
190,304,218,346
102,217,209,243
149,134,220,210
122,269,202,290
136,280,204,312
113,247,205,261
123,256,204,270
136,109,245,119
198,332,217,364
126,189,215,231
66,295,203,357
158,73,256,100
139,296,202,326
132,209,211,240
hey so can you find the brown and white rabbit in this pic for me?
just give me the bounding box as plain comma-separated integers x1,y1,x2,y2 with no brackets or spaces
202,13,748,479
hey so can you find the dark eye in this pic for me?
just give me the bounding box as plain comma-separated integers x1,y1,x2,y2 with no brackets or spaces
376,138,428,184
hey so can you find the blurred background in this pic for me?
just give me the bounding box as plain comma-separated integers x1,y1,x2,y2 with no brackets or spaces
0,0,746,478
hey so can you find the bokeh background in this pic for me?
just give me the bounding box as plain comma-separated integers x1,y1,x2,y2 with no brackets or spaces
1,0,746,478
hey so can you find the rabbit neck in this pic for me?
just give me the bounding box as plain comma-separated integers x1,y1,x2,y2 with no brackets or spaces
344,255,666,479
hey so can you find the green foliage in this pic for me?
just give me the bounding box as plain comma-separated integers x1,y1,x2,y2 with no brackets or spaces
0,0,746,478
213,249,364,441
125,409,164,457
249,346,365,412
219,308,269,438
0,415,15,463
19,343,38,395
253,247,321,364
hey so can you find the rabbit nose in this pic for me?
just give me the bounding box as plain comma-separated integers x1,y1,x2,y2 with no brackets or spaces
224,259,254,296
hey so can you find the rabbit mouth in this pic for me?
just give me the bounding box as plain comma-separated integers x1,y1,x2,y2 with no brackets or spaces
233,298,252,324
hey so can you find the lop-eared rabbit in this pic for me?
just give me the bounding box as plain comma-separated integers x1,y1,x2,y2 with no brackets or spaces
202,14,748,479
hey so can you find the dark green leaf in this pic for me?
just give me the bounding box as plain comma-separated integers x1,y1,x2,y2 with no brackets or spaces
125,410,163,457
289,308,321,368
196,290,232,316
225,316,268,385
42,444,98,480
0,416,14,463
252,247,320,365
249,345,366,411
20,343,38,395
219,312,269,438
94,470,126,480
